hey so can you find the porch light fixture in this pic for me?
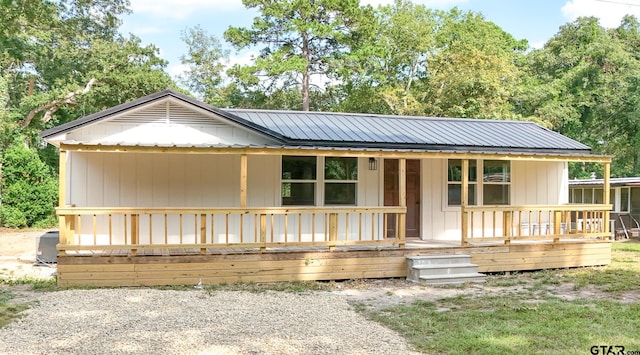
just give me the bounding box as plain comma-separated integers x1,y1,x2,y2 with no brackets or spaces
368,157,378,171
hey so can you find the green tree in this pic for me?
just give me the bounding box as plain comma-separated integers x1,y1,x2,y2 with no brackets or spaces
425,9,527,119
1,0,174,148
337,0,439,115
0,0,176,225
179,25,229,104
336,4,526,117
224,0,369,111
520,16,640,177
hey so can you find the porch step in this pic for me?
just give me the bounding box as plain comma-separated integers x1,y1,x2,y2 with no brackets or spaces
418,273,487,285
407,255,485,285
406,254,472,265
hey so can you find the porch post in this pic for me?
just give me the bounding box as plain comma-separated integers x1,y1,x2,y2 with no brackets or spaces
603,161,611,240
58,149,67,254
461,159,469,247
240,154,247,208
398,158,406,247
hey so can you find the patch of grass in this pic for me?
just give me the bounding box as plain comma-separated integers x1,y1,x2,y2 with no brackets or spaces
367,296,640,354
564,241,640,293
0,289,29,328
0,277,57,291
205,280,335,294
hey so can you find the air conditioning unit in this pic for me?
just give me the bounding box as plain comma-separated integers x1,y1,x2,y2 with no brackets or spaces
36,231,59,264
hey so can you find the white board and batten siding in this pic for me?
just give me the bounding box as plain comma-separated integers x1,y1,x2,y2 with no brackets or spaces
422,159,568,241
67,152,384,245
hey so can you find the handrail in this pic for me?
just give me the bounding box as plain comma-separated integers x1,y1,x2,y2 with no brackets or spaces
57,206,407,254
461,204,612,246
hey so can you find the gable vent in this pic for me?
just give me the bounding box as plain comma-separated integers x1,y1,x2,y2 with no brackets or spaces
108,101,226,126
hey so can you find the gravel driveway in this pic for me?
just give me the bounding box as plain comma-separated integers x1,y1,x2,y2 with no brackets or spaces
0,288,419,355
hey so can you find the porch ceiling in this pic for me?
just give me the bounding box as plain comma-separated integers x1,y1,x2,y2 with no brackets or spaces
58,141,611,163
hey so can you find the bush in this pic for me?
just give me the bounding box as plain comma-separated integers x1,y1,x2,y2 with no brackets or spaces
1,144,58,227
0,206,27,228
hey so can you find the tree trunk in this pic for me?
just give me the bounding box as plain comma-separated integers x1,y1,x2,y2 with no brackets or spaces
301,33,310,111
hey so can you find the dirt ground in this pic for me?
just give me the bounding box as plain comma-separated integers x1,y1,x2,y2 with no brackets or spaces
1,229,638,309
0,228,57,281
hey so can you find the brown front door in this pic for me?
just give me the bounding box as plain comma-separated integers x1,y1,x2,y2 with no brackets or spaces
384,159,421,238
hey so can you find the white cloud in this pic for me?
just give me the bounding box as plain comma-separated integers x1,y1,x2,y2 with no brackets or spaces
562,0,640,28
129,26,164,35
129,0,244,19
361,0,467,7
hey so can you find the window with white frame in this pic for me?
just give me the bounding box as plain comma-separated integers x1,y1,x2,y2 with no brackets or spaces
621,187,630,212
570,188,605,204
281,156,358,206
447,159,510,206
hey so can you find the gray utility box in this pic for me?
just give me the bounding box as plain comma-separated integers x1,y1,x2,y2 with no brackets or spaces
36,231,59,264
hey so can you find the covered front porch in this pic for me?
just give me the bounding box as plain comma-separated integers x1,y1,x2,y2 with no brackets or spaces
54,146,612,286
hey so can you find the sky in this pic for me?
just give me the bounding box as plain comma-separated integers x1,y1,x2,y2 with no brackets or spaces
119,0,640,80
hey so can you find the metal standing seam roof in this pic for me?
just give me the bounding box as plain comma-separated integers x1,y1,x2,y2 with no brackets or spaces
569,177,640,187
225,109,592,153
39,89,593,155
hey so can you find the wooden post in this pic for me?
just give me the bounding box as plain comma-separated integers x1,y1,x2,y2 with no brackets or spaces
553,210,562,243
200,214,207,254
502,211,512,245
603,161,611,240
131,214,139,255
240,154,247,208
62,214,75,254
461,159,469,246
329,213,338,251
58,150,67,254
260,213,267,252
398,158,406,247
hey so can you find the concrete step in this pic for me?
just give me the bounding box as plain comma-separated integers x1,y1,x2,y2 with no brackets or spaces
412,263,479,276
418,272,487,285
406,254,471,266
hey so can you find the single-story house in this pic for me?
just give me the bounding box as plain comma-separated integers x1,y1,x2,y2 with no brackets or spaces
570,177,640,237
40,90,612,286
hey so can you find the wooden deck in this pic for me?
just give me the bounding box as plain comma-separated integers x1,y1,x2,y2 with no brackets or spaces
56,239,611,287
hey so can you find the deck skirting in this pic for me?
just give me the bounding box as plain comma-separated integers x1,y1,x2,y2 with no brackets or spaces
56,241,612,287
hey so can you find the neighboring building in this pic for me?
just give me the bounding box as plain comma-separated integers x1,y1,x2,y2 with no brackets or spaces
570,177,640,237
40,90,613,286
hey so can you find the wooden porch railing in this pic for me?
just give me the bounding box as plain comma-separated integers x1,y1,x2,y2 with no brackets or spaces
461,204,612,246
56,206,407,254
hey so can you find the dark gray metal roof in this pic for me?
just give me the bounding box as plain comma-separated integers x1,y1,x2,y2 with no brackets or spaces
569,177,640,187
225,109,591,154
40,89,592,155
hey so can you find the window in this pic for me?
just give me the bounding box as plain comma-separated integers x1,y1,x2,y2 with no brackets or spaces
483,160,510,205
281,156,359,206
324,157,357,205
447,160,477,206
447,159,510,206
621,187,630,212
570,188,583,203
282,156,316,206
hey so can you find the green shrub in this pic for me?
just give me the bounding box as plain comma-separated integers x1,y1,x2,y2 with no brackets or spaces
1,144,58,227
0,206,27,228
